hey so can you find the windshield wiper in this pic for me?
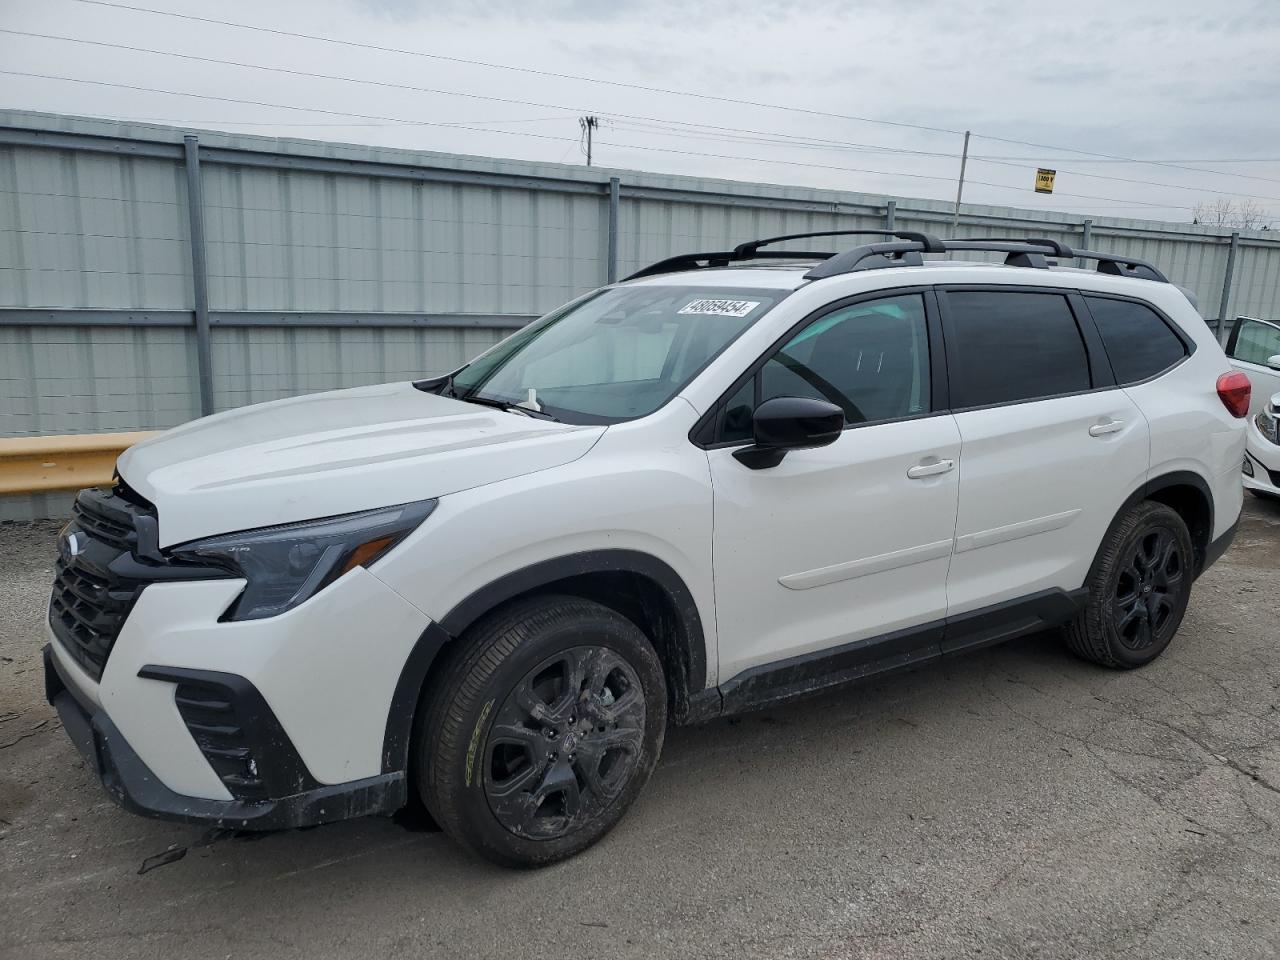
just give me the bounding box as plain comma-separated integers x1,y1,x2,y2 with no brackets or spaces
451,392,561,422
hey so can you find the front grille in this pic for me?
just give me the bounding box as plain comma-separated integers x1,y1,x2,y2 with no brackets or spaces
48,486,155,682
171,680,268,801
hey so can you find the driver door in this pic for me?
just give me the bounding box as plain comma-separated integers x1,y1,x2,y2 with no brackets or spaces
706,290,961,684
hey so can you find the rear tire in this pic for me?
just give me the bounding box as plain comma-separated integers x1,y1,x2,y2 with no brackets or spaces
1064,501,1194,669
415,595,666,867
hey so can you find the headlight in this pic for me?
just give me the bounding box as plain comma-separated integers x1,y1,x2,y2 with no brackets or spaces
1257,409,1279,445
172,499,436,621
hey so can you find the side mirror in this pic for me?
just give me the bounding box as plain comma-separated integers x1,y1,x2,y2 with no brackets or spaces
733,396,844,469
1267,355,1280,372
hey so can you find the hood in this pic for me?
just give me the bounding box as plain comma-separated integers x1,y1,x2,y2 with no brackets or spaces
118,382,605,547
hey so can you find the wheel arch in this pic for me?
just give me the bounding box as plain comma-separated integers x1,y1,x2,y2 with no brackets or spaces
439,550,709,723
1096,470,1214,577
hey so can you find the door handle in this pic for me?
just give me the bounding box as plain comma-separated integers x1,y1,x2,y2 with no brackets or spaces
907,458,955,480
1089,419,1126,437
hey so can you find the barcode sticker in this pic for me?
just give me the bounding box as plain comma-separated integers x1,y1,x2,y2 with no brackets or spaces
677,298,761,318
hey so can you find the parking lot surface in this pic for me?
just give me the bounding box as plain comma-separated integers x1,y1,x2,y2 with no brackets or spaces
3,499,1279,960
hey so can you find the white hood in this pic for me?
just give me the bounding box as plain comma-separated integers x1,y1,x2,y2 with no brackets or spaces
118,382,605,546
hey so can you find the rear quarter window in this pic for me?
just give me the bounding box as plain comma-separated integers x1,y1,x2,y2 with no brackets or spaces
1085,296,1188,384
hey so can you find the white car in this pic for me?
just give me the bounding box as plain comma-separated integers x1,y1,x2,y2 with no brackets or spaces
43,232,1249,867
1225,315,1280,500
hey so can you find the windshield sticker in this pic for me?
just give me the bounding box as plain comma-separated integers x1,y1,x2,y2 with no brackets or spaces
677,298,761,318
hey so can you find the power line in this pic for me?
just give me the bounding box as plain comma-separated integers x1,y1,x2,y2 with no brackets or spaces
0,28,964,166
969,132,1280,187
54,0,1280,190
611,119,1280,200
61,0,962,138
11,26,1272,205
0,69,1193,211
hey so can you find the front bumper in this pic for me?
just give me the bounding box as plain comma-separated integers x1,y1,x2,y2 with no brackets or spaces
44,644,406,830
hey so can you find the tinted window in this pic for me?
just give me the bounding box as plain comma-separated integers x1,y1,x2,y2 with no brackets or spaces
1231,318,1280,366
1086,297,1187,384
947,291,1090,407
716,293,931,442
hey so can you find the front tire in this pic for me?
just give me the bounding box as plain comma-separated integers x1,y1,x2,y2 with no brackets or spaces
416,596,666,867
1064,501,1194,669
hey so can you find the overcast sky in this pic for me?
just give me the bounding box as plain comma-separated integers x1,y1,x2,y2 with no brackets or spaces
3,0,1280,224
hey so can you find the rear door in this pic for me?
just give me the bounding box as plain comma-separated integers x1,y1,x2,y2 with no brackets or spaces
1226,316,1280,413
939,287,1149,643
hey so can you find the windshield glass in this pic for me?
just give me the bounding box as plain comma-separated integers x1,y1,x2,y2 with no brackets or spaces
449,286,784,424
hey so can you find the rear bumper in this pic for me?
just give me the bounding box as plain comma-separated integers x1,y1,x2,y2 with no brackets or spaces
44,645,405,830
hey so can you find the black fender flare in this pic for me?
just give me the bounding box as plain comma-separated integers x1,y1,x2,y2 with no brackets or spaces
1089,470,1215,579
379,550,710,774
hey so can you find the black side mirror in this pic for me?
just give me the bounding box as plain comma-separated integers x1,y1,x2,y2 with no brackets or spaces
733,396,844,469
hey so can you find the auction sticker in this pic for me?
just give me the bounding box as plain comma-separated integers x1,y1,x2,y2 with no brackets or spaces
677,298,760,318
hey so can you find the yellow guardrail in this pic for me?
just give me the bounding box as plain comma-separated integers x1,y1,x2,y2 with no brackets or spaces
0,432,158,495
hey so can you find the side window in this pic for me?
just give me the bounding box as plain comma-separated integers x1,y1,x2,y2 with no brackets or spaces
1086,296,1187,384
946,291,1090,407
1230,318,1280,366
715,293,931,442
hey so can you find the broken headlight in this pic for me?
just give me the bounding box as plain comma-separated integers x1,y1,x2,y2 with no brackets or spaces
171,500,436,621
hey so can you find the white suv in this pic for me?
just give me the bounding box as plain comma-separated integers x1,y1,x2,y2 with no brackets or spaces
43,232,1249,866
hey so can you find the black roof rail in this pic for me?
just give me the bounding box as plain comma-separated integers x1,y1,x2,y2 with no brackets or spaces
624,230,945,281
732,229,945,259
803,241,929,279
805,237,1169,283
626,233,1168,284
625,249,842,280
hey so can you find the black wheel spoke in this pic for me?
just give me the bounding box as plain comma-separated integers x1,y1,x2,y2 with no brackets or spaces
1112,522,1185,652
483,644,647,840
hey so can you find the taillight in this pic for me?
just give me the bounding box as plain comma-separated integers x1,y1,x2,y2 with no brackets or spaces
1217,371,1252,418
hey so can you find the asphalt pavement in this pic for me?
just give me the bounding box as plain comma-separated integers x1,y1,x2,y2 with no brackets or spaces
3,498,1280,959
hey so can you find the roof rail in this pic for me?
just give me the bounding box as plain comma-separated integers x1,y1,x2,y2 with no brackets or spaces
623,230,945,280
804,237,1169,283
625,233,1168,284
731,230,945,259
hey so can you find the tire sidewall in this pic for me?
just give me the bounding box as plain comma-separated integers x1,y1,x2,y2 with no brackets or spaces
440,602,666,866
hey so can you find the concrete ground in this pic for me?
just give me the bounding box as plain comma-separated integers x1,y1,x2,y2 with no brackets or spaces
2,498,1279,960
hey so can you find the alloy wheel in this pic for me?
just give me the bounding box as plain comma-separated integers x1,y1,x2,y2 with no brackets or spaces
1113,527,1184,650
483,645,646,840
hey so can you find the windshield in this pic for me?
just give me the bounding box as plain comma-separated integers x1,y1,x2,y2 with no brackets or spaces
449,286,784,424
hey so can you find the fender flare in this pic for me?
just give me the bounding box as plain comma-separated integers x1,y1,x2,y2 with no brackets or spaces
379,550,709,774
1090,470,1215,578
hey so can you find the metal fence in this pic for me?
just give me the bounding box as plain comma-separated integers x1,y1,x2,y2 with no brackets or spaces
3,108,1279,519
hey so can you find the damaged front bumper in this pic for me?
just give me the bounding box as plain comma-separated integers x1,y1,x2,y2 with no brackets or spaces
43,645,406,831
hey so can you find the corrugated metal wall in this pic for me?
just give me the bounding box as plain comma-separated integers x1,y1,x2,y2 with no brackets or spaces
3,109,1279,519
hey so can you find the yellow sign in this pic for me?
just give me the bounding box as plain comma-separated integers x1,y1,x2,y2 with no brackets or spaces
1035,168,1057,194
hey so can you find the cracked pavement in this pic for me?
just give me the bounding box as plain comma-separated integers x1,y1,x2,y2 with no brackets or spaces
2,498,1279,959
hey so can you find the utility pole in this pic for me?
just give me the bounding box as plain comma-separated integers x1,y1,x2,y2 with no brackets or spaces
952,130,970,231
580,115,599,166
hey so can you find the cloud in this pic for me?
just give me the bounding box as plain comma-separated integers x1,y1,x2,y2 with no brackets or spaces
2,0,1278,221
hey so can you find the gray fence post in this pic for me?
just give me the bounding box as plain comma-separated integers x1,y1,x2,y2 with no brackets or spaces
885,199,896,233
607,176,621,284
1217,231,1240,343
1078,219,1093,268
183,135,215,417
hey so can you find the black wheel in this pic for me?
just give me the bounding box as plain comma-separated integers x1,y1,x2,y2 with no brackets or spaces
415,595,666,867
1064,501,1194,669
